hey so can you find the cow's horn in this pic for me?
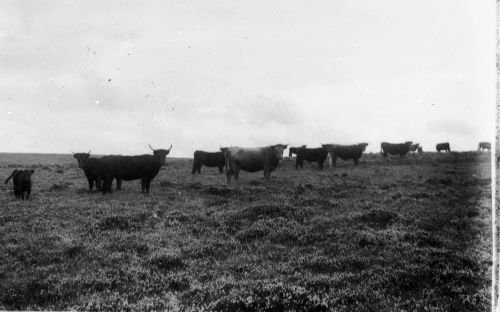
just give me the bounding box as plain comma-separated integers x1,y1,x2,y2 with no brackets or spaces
149,144,155,151
71,150,75,154
168,144,172,151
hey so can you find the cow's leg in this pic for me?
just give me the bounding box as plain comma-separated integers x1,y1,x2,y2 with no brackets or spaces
26,188,31,199
192,162,197,175
354,158,359,166
219,166,224,174
234,166,240,188
88,178,94,191
145,179,151,194
116,178,122,190
141,178,147,194
319,160,324,170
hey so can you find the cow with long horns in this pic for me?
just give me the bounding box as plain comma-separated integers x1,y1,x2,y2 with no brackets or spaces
98,144,172,194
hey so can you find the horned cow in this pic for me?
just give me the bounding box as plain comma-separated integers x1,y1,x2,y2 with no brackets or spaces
5,169,34,200
322,143,368,166
221,144,287,188
98,144,172,194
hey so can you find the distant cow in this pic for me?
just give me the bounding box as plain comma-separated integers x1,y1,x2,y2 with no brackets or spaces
221,144,287,187
192,151,225,174
73,152,122,192
5,169,34,200
381,142,413,158
288,145,306,157
98,144,172,194
418,146,423,153
436,142,451,153
478,142,491,151
409,143,420,153
322,143,368,166
295,147,329,169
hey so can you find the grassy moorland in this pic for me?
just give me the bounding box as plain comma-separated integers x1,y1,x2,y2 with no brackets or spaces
0,151,493,311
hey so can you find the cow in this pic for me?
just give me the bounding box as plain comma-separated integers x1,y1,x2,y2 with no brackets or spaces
409,143,420,153
221,144,287,187
322,143,368,166
381,141,413,158
288,145,306,157
5,169,34,200
192,151,225,175
98,144,172,194
478,142,491,151
73,152,122,192
418,146,423,153
295,147,329,169
436,142,451,153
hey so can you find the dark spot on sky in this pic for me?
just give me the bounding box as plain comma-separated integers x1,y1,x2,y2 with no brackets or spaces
108,79,111,82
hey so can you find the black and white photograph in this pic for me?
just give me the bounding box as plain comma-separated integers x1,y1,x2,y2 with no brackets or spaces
0,1,497,311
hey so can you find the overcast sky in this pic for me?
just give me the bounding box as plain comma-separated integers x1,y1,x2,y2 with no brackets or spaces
1,0,495,157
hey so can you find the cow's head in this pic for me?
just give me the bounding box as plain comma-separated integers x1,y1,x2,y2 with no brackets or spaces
358,143,369,151
271,144,288,160
73,151,91,168
404,141,413,148
321,144,333,153
150,144,172,165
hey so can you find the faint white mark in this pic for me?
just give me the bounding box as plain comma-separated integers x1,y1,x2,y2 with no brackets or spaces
95,100,100,105
161,96,187,127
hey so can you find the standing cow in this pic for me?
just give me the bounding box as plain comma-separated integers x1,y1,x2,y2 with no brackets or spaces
295,147,329,169
436,142,451,153
98,144,172,194
381,142,413,160
192,151,225,175
478,142,491,151
288,145,306,158
221,144,287,187
409,143,420,153
322,143,368,166
73,152,122,192
5,169,34,200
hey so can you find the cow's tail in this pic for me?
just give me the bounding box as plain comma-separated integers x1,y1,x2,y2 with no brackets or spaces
5,170,17,184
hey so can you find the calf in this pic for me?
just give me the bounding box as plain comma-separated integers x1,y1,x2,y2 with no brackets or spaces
192,151,225,175
5,169,34,200
295,147,329,169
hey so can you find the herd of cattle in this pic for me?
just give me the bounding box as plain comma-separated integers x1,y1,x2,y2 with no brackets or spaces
3,141,495,199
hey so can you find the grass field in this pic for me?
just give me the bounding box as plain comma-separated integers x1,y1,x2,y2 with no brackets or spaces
0,151,493,311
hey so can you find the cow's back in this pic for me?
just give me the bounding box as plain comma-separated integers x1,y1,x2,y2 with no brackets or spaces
101,155,160,180
229,147,266,172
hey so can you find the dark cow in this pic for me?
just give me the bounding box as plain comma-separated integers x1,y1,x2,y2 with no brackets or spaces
381,141,413,158
288,145,306,157
409,143,420,153
221,144,287,187
478,142,491,151
5,169,34,200
322,143,368,166
73,152,122,192
192,151,225,175
295,147,329,169
418,146,423,153
436,142,451,153
98,144,172,194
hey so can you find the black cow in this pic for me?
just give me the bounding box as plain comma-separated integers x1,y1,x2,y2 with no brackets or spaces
288,145,306,157
436,142,451,153
478,142,491,151
296,147,329,169
322,143,368,166
381,141,413,158
5,169,34,200
417,146,423,153
98,144,172,194
73,152,122,192
409,143,420,153
192,151,225,174
221,144,287,187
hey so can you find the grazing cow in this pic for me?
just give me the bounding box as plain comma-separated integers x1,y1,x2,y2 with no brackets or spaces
73,152,122,192
418,146,423,153
322,143,368,166
478,142,491,151
192,151,225,174
409,143,420,153
98,144,172,194
5,169,34,200
221,144,288,187
381,142,413,158
295,147,329,169
288,145,306,157
436,142,451,153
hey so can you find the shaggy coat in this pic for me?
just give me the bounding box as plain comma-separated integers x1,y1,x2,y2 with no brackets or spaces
5,169,34,200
